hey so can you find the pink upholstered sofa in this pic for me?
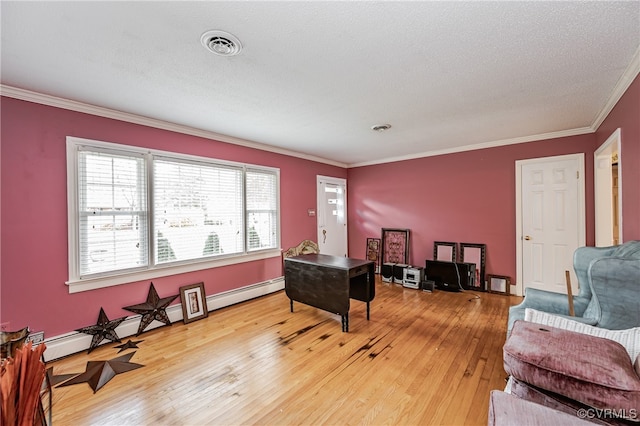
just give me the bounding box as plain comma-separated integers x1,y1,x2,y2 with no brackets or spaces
500,320,640,425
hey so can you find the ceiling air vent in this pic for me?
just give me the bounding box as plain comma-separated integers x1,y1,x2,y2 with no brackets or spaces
200,30,242,56
371,124,392,132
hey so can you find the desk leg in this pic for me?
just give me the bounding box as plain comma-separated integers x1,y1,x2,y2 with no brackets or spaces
341,314,349,332
366,265,373,321
290,299,293,313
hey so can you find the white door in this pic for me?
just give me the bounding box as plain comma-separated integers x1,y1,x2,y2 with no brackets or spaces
516,154,585,296
594,129,622,247
317,176,347,257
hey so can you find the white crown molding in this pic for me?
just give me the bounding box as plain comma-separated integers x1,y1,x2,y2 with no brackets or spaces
591,45,640,131
348,127,595,168
0,84,348,169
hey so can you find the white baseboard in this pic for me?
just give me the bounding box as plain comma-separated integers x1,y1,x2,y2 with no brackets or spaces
42,277,284,362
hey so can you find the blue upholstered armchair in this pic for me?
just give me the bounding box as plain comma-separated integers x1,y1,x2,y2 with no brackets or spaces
507,240,640,334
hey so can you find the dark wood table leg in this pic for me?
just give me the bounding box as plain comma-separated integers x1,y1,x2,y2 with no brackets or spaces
341,314,349,332
366,265,373,321
290,299,293,312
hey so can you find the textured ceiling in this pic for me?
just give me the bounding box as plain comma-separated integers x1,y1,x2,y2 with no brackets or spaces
2,1,639,166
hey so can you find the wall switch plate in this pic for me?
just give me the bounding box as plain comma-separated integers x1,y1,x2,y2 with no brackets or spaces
27,331,44,345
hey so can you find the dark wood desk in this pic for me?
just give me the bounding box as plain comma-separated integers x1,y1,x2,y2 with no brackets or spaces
284,254,375,332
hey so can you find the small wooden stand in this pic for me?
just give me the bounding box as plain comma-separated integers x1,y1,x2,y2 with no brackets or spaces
565,270,575,317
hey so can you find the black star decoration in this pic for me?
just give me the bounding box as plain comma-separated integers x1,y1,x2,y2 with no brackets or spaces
57,351,144,393
114,339,143,353
123,282,178,335
76,307,127,353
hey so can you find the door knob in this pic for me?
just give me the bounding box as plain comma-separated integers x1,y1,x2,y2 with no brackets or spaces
322,229,327,243
524,235,532,241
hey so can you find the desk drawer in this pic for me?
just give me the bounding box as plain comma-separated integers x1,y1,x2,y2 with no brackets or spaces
349,264,370,278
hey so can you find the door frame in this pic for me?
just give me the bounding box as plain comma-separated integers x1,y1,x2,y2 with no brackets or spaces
514,153,586,296
316,175,348,256
594,128,622,246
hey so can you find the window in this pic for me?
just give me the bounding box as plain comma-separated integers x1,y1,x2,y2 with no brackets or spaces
78,148,148,276
153,158,243,263
246,169,278,251
67,137,280,291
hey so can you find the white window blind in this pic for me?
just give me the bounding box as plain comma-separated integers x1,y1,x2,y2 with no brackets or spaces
153,158,244,263
68,137,281,290
78,148,148,277
246,169,278,251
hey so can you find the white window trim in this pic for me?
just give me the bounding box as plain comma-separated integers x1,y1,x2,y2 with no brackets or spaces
66,136,281,293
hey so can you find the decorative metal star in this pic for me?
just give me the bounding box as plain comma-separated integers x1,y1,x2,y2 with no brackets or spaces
76,307,127,353
123,282,178,335
114,339,143,353
46,366,79,387
57,351,144,393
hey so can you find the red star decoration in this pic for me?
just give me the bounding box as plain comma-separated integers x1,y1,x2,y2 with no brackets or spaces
57,352,144,393
123,282,178,335
76,307,126,353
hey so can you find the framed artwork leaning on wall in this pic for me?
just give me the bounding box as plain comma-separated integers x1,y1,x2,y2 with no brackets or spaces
180,282,209,324
366,237,382,273
434,241,457,262
460,243,487,291
381,228,410,264
487,274,510,295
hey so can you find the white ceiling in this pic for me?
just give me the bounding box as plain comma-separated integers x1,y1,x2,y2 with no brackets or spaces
2,1,639,167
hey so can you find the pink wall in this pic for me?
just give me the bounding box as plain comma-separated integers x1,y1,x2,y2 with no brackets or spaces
0,97,345,337
346,134,598,286
2,74,638,341
595,74,640,241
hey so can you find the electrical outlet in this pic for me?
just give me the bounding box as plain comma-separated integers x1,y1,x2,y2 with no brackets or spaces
0,322,9,332
27,331,44,345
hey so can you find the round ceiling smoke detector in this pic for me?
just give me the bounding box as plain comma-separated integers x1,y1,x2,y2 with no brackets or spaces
371,124,392,132
200,30,242,56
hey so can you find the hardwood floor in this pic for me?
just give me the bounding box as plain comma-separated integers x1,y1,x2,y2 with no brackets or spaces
48,278,521,425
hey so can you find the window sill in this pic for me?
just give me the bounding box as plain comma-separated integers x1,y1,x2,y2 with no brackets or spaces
66,249,282,293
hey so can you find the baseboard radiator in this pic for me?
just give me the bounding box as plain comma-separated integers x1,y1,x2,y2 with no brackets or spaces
42,277,285,362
